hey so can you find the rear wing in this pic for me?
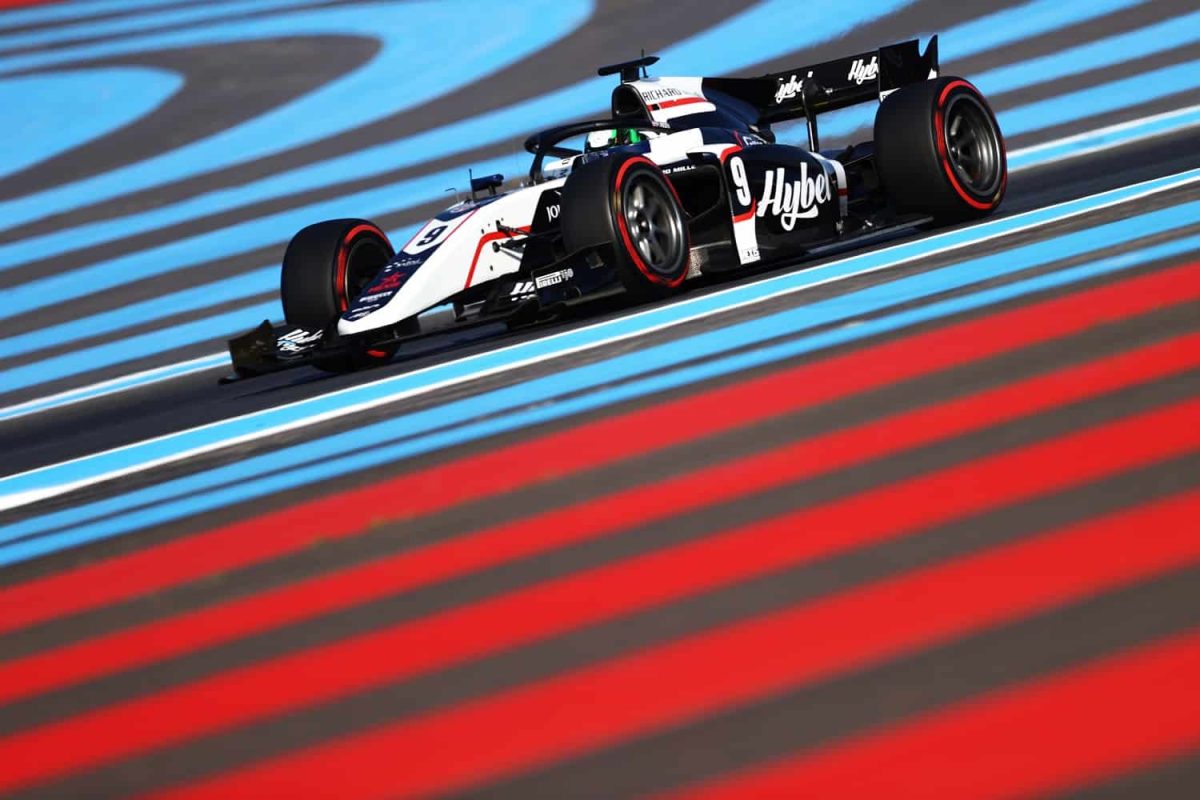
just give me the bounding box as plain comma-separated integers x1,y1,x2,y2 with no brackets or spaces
705,37,939,149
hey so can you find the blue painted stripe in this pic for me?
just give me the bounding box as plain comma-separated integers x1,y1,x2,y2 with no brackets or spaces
0,301,277,393
806,8,1200,141
0,3,1168,366
2,171,1195,540
0,0,594,232
2,164,1194,415
0,67,182,180
1002,58,1200,137
0,0,1180,398
0,221,421,367
5,225,1197,566
0,0,325,52
5,104,1195,432
0,0,922,270
5,73,1198,395
12,41,1195,329
6,165,1194,490
0,0,926,240
974,10,1200,96
3,78,1194,394
0,267,277,360
0,0,1132,274
0,0,185,29
932,0,1144,56
0,161,513,323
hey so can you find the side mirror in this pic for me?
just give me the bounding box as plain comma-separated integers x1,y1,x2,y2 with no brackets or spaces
470,173,504,197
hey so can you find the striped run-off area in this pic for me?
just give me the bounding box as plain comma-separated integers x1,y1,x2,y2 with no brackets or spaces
2,0,1200,797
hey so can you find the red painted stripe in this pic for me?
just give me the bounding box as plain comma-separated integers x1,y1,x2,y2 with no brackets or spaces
0,0,60,7
5,330,1199,705
669,628,1200,800
149,486,1200,800
4,400,1200,794
2,261,1197,638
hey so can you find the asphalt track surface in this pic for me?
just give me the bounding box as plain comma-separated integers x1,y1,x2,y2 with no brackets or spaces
1,1,1199,797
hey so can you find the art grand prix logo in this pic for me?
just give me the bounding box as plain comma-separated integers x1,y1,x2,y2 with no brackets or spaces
366,270,408,295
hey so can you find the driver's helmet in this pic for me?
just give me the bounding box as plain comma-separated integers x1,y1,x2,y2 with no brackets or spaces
585,128,648,152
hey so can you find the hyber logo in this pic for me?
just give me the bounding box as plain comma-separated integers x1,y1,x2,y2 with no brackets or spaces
756,164,831,230
774,72,810,105
848,56,878,85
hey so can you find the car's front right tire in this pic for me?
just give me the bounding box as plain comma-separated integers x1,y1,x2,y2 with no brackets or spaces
280,218,397,372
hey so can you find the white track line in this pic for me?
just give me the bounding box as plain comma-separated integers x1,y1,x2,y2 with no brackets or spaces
1008,103,1200,167
0,354,225,423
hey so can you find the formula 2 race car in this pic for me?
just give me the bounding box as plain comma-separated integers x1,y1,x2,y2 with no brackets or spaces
225,36,1005,378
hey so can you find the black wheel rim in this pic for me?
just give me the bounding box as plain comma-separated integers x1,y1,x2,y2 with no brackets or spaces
342,235,391,307
621,173,684,276
943,93,1002,198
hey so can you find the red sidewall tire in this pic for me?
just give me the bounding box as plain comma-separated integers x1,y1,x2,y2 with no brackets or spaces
561,152,690,300
875,76,1007,222
281,218,394,332
932,80,1007,211
612,156,690,290
281,218,398,373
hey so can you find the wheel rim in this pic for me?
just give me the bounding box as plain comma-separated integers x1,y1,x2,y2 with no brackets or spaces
340,235,391,310
621,173,684,276
942,93,1002,198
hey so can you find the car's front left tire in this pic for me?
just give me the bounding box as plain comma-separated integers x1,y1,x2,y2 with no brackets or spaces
560,153,691,300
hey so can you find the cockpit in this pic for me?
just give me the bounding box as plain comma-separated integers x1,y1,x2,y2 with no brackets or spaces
583,127,661,152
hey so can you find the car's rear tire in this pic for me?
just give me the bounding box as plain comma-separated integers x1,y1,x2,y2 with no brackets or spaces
560,153,690,300
280,218,398,372
874,76,1006,223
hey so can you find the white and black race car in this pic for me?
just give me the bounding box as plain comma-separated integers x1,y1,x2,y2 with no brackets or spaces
226,36,1005,377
